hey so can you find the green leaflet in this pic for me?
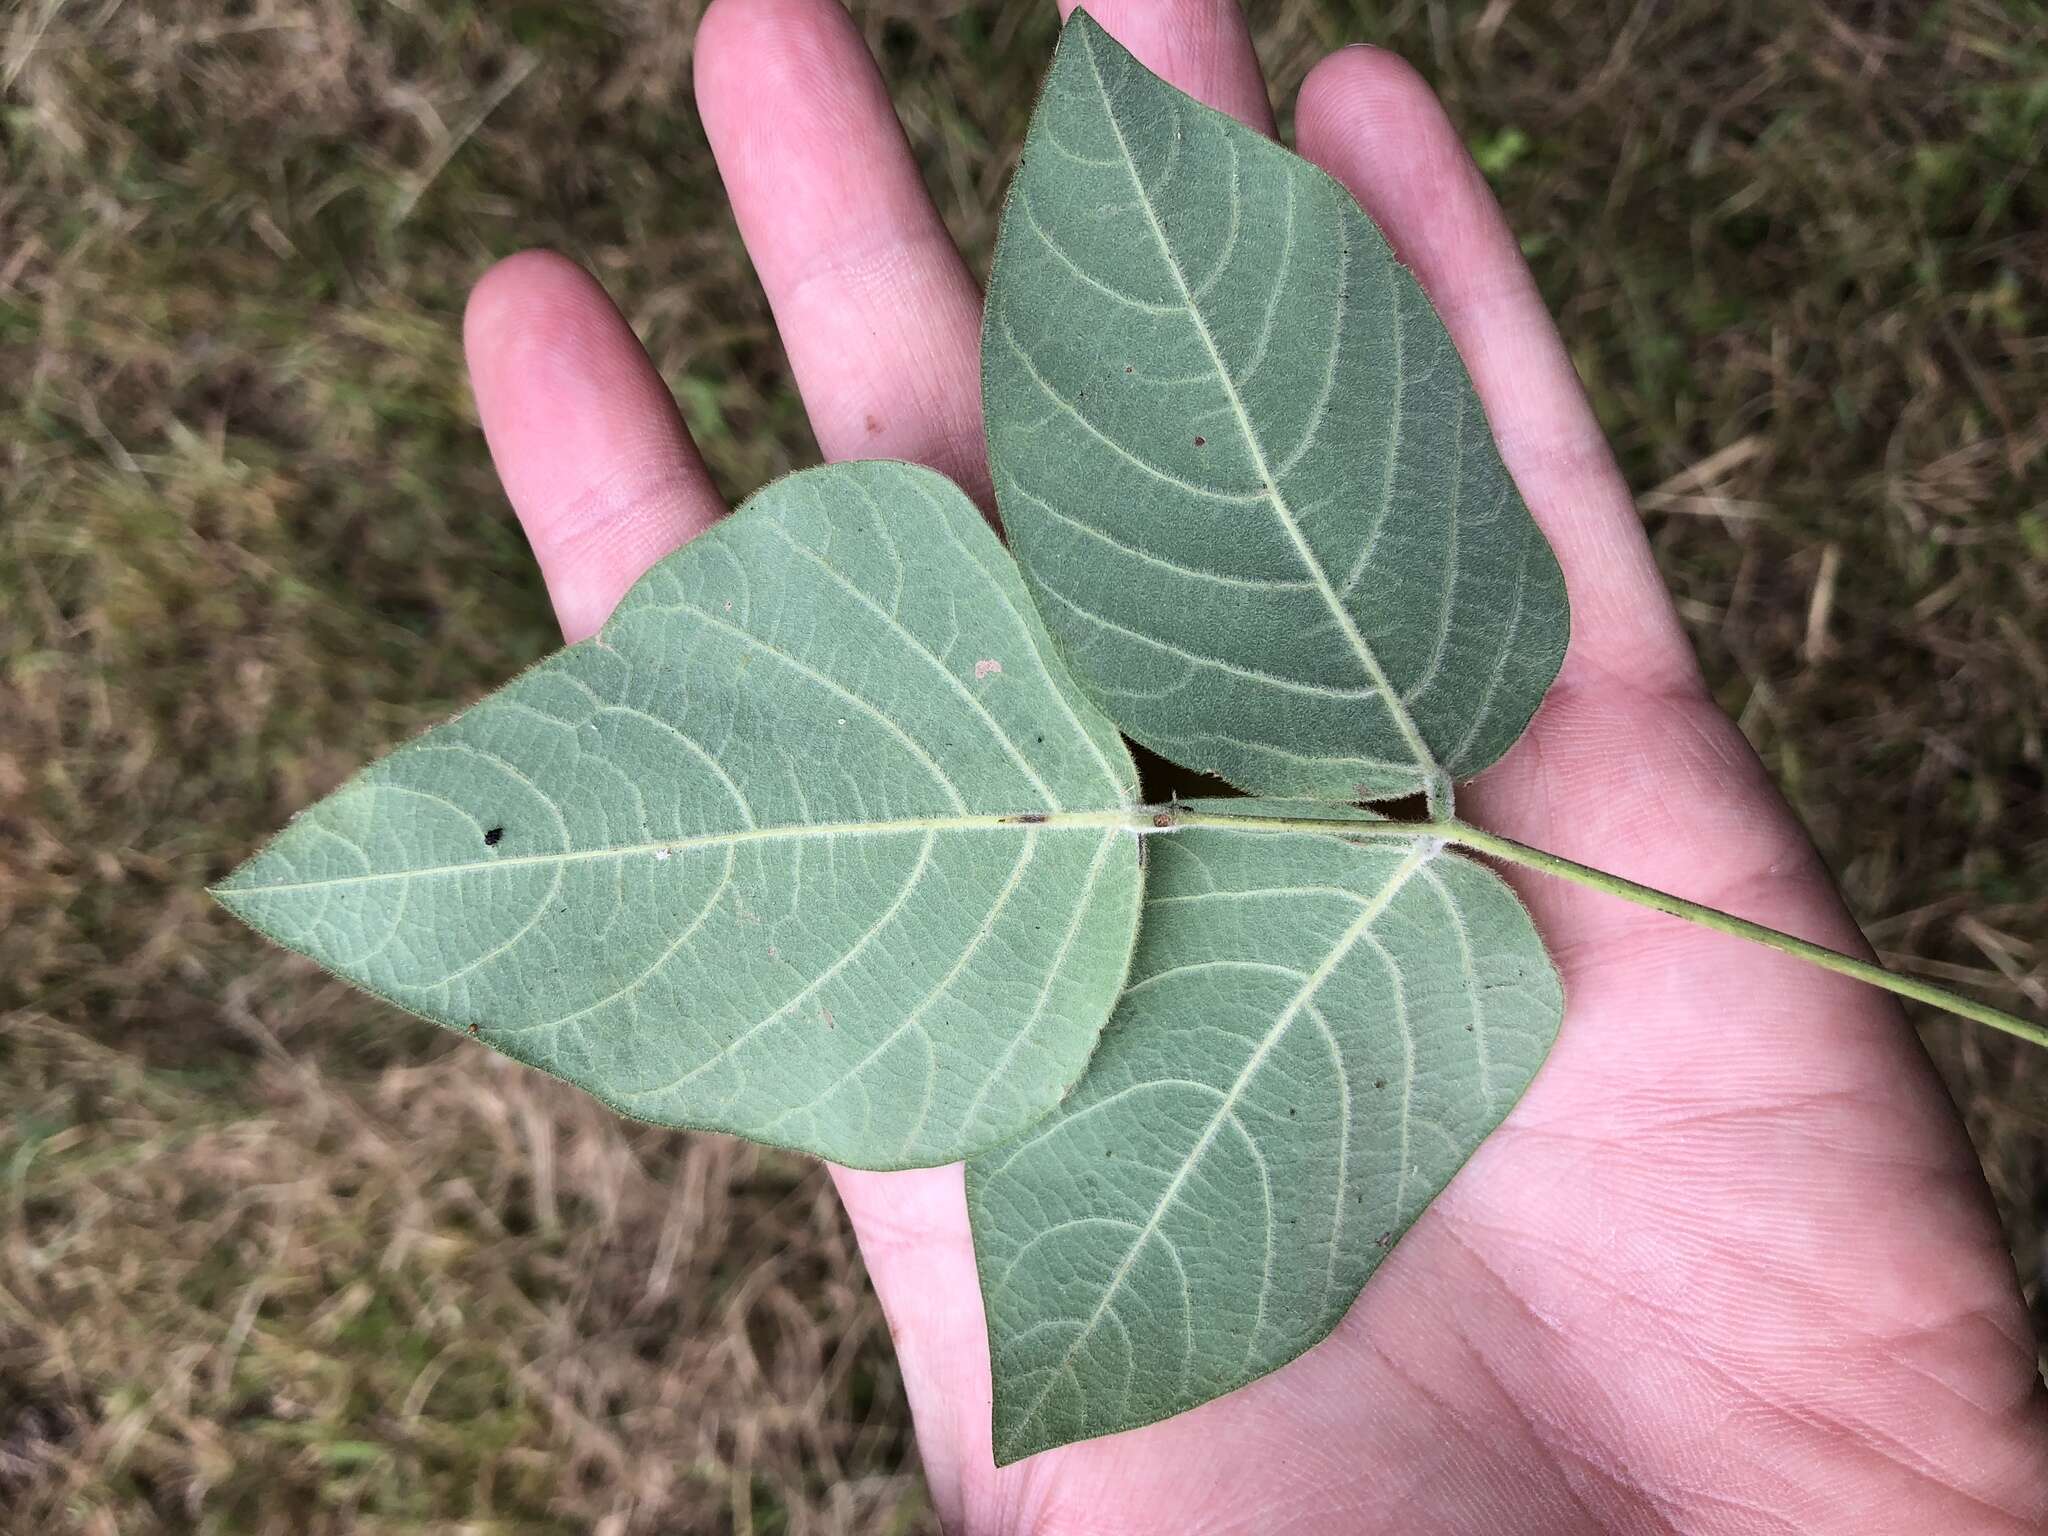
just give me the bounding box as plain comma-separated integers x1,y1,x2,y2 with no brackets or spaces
966,827,1562,1464
983,13,1570,805
214,462,1144,1171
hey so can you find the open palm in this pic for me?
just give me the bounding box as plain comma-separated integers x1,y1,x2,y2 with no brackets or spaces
461,2,2048,1529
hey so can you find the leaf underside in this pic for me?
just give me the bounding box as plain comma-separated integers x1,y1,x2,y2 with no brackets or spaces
983,12,1570,802
215,462,1144,1170
967,827,1562,1465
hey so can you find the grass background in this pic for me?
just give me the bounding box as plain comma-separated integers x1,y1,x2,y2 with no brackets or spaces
3,0,2044,1530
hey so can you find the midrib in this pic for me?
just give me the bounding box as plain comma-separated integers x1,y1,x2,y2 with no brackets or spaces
1080,34,1442,800
224,806,1469,900
219,808,1142,895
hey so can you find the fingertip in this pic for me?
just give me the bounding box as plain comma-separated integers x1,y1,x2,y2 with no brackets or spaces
1060,0,1275,136
1295,45,1485,267
462,251,725,643
464,248,588,341
1297,43,1437,137
694,0,866,148
464,249,627,405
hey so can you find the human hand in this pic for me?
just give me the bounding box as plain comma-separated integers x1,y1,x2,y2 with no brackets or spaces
460,2,2048,1529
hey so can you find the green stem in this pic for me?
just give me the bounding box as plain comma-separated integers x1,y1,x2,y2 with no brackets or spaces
1158,804,2048,1047
1422,768,1454,822
1441,819,2048,1050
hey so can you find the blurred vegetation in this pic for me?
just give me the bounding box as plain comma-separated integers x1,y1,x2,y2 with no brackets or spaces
2,0,2043,1530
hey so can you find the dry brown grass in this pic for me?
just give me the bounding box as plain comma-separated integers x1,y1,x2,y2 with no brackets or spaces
2,0,2044,1530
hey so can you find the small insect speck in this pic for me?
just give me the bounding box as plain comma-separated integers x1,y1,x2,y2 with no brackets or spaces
484,827,504,847
465,1022,480,1036
1193,436,1206,446
1374,1078,1386,1089
974,658,1003,680
654,848,671,862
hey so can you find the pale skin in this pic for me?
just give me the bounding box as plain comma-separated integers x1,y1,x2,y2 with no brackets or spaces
461,1,2048,1529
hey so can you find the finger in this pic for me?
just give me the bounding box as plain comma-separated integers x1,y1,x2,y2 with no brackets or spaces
1056,0,1275,135
1295,49,1698,696
694,0,989,500
464,250,727,641
1292,53,1875,973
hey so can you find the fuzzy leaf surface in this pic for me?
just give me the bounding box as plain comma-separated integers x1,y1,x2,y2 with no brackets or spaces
215,462,1144,1170
967,826,1562,1462
984,12,1569,800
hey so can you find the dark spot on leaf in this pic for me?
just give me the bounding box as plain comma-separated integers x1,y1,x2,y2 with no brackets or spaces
1287,1106,1296,1117
484,827,504,846
1373,1079,1386,1089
